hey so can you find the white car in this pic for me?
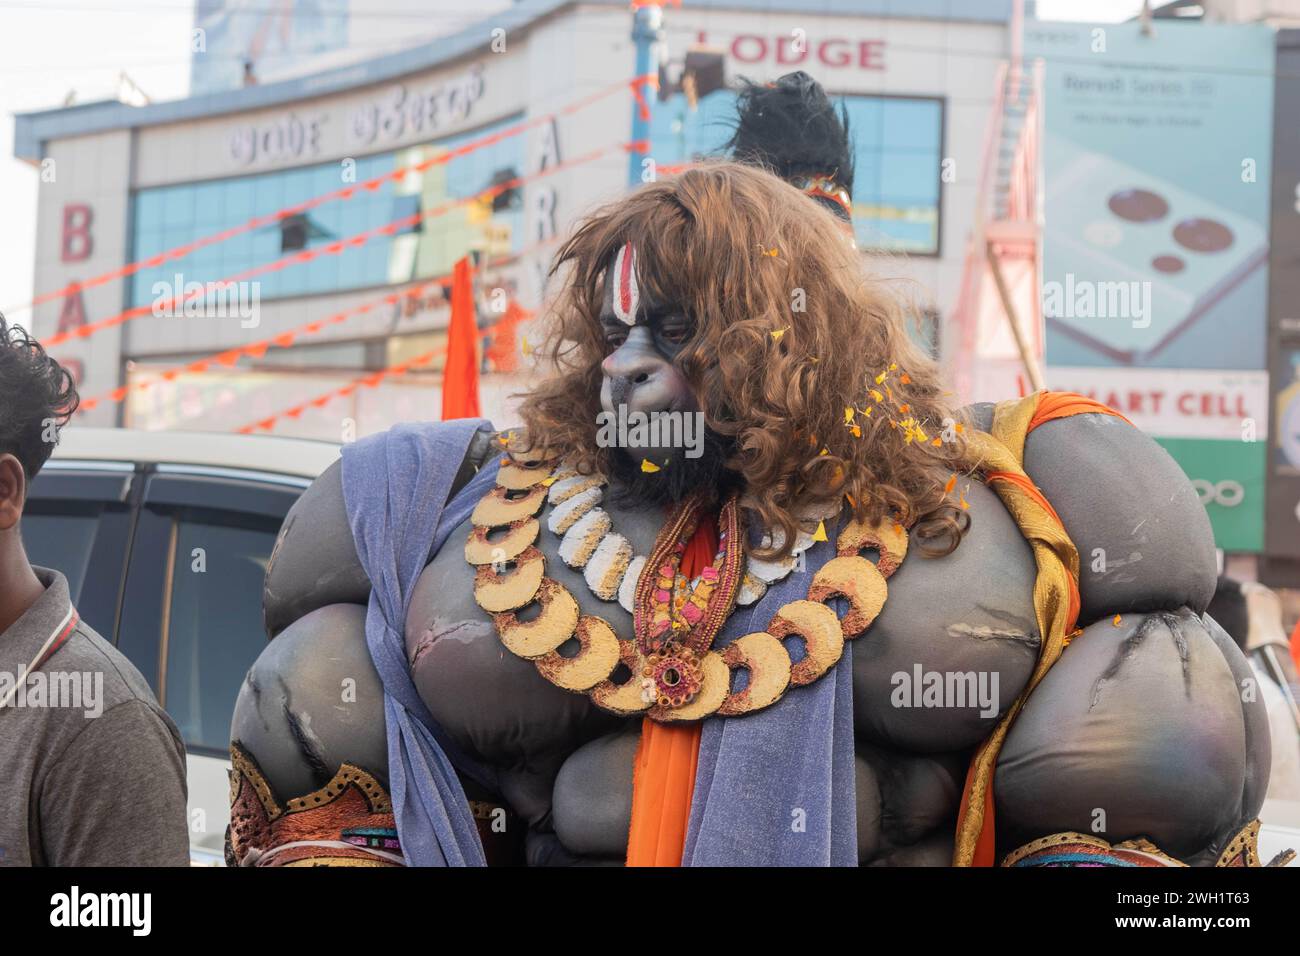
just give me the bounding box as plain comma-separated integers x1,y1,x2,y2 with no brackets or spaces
29,427,340,865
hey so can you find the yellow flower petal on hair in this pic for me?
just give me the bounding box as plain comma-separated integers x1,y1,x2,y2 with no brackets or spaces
771,327,787,343
819,447,829,456
844,406,855,424
861,405,872,417
540,475,558,487
812,520,828,543
869,389,883,403
874,371,887,384
1112,614,1122,627
889,362,898,371
850,425,861,438
641,459,661,473
521,335,532,355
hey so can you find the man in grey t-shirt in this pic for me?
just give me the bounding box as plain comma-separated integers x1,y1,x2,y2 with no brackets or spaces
0,317,189,866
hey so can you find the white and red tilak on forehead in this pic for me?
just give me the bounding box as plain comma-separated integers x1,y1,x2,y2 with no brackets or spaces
611,241,640,326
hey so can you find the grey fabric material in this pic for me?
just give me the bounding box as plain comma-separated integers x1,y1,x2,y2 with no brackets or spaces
263,459,371,639
341,420,500,867
851,479,1039,753
995,608,1264,858
552,728,640,856
1023,412,1217,625
231,603,388,800
683,518,858,866
0,568,189,866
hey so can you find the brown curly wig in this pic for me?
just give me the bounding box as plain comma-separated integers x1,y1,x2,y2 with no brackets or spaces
518,161,971,558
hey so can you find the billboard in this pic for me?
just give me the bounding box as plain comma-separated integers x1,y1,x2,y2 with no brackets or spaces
1028,20,1276,552
1265,30,1300,559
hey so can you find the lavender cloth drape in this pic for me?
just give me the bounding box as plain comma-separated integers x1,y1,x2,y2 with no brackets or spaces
341,419,501,867
343,420,857,866
682,519,859,866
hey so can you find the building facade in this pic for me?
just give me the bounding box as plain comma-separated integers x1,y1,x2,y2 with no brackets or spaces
13,0,1014,440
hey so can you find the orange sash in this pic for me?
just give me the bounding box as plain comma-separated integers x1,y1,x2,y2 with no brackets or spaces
625,512,717,866
625,391,1128,867
955,390,1128,865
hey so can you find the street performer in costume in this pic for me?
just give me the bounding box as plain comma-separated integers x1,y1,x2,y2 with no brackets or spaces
226,80,1288,869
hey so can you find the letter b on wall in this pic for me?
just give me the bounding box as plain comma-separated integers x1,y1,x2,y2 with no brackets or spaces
61,203,94,262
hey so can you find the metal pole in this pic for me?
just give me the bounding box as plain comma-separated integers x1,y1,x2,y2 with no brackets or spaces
986,238,1044,393
628,4,663,188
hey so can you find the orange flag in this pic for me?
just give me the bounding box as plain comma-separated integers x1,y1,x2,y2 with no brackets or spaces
441,255,481,420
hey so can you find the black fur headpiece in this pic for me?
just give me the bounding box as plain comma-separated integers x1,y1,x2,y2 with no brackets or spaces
725,71,855,221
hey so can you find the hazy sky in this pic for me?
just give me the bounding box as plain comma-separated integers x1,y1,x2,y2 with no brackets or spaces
0,0,1147,316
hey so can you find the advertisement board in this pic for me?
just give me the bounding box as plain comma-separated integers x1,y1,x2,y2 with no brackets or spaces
1028,20,1276,552
1266,30,1300,559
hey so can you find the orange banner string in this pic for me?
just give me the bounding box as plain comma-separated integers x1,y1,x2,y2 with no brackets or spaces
75,236,555,414
7,75,656,318
41,139,633,350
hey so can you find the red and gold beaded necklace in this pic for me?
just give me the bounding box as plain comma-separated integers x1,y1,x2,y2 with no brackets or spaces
631,492,744,709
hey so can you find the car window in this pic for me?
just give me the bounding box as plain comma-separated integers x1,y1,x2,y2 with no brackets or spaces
22,496,133,639
161,508,279,755
22,509,99,600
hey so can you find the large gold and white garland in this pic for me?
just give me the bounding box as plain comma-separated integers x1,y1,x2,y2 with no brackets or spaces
466,456,907,722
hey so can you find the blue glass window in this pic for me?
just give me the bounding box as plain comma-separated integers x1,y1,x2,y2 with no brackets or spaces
129,113,527,306
649,90,943,255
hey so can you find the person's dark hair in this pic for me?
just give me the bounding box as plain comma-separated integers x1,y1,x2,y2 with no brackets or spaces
0,315,79,481
724,71,855,221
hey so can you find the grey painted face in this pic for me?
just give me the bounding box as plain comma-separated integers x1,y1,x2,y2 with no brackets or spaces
597,245,701,464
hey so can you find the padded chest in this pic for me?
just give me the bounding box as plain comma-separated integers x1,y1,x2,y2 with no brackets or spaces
407,480,1041,779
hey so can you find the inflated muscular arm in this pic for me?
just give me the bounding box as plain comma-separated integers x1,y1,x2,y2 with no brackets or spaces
981,408,1275,866
225,425,510,866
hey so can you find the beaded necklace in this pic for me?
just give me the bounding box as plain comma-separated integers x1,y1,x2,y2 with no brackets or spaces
467,456,906,722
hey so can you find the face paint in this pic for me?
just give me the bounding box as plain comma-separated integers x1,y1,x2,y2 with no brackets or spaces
611,241,640,327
